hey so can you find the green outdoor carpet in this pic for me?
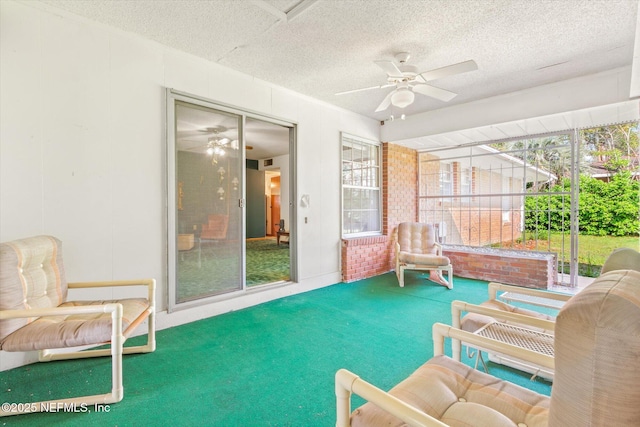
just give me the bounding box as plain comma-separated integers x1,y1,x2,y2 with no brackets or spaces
0,272,551,426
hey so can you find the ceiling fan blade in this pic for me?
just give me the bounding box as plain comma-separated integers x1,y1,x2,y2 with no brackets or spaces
335,83,394,96
374,60,404,78
412,84,457,102
419,60,478,82
375,90,395,112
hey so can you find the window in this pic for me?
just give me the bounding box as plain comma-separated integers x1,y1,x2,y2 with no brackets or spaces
461,167,471,195
439,163,452,195
342,133,381,236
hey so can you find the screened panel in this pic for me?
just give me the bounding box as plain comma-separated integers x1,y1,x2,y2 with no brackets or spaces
419,134,575,281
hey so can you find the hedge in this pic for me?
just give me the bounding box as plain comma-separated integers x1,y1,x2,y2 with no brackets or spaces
524,172,639,236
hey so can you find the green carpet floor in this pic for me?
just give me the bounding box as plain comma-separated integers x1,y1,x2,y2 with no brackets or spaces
177,238,290,301
245,238,290,286
0,272,551,426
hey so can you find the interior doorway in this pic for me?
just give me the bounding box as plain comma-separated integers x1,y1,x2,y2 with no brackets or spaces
245,118,292,287
267,173,281,236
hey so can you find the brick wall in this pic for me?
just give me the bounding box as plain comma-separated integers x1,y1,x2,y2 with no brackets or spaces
342,143,417,282
450,208,523,246
444,247,558,289
341,236,392,282
382,143,418,234
340,142,554,288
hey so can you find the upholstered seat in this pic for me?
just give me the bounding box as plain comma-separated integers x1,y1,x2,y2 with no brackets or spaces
1,298,150,351
350,355,550,427
336,268,640,427
395,222,453,289
0,235,156,416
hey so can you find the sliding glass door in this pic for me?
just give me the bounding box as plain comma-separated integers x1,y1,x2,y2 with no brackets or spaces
168,95,244,308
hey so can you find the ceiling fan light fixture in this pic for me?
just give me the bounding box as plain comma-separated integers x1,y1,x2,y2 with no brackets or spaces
391,88,414,108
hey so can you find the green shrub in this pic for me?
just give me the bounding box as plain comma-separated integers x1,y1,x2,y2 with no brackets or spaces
524,172,639,236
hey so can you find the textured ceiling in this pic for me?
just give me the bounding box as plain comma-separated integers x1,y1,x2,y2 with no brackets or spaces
39,0,638,154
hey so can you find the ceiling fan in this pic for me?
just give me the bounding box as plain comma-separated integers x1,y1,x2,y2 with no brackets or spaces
336,52,477,112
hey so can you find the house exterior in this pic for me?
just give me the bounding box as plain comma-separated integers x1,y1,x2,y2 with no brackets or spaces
419,145,556,247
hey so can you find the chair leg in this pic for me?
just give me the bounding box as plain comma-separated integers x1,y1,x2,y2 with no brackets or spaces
398,265,405,287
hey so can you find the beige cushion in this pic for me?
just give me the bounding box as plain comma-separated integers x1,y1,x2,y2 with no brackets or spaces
399,252,450,266
461,300,555,333
397,222,450,267
600,247,640,274
0,298,150,351
351,355,550,427
0,236,68,342
397,222,438,254
549,269,640,427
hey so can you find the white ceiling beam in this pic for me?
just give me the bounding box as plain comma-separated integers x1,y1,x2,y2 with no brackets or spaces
252,0,287,21
382,67,636,144
286,0,320,22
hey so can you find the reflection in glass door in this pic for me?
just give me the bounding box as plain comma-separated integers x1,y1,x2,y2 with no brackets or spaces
169,98,243,307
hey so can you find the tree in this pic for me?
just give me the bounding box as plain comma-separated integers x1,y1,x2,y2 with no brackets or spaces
581,123,639,177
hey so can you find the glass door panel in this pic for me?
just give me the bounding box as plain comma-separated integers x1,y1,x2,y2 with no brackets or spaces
174,101,243,303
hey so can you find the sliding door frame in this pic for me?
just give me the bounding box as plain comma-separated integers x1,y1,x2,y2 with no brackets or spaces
166,89,298,312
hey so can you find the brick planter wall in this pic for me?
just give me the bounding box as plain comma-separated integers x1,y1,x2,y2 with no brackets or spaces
443,246,558,289
341,236,392,282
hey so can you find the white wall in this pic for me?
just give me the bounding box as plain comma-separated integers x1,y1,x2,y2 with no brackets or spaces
0,1,379,370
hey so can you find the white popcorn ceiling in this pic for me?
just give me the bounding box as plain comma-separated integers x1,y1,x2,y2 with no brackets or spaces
40,0,638,149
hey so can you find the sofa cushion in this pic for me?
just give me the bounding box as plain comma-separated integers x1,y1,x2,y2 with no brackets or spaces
549,269,640,427
351,354,549,427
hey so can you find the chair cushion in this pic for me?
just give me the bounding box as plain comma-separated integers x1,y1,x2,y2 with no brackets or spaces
397,222,438,254
399,251,450,266
600,247,640,274
351,354,549,427
0,236,68,342
460,300,555,333
0,298,150,351
549,269,640,427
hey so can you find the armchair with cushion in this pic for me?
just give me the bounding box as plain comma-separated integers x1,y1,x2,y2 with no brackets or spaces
0,235,156,416
336,268,640,426
395,222,453,289
200,214,229,241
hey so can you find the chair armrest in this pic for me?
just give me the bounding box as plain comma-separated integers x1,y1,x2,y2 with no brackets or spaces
451,300,556,332
434,241,443,256
335,369,448,427
0,303,122,320
68,279,156,307
488,282,571,305
432,322,554,370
